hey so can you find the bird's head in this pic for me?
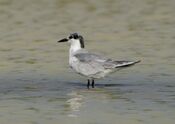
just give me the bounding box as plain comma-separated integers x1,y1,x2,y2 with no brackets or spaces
58,33,85,48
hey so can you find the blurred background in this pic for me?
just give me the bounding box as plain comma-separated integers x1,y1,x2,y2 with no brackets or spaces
0,0,175,124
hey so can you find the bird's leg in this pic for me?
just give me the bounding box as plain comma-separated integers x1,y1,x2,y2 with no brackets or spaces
92,79,95,88
87,79,90,89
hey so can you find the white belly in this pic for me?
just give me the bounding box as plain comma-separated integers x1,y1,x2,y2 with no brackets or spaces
69,57,114,79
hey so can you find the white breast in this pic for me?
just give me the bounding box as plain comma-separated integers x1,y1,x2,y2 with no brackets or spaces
69,39,82,71
69,52,80,72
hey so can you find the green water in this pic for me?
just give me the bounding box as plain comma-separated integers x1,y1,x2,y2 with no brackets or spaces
0,0,175,124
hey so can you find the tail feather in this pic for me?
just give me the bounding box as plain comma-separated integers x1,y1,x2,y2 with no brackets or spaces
115,60,141,68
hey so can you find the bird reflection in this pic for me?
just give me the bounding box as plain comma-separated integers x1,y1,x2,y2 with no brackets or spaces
64,86,124,117
66,91,84,117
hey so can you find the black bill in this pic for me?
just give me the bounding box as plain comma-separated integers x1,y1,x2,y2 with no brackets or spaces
58,38,68,42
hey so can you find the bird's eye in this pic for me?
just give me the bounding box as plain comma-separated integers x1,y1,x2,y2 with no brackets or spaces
69,35,73,39
74,34,78,39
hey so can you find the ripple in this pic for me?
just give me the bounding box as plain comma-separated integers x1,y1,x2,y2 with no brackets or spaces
25,59,38,64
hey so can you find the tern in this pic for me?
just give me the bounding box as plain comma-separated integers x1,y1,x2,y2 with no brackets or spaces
58,33,140,88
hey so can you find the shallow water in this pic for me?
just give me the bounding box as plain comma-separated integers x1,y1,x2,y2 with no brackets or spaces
0,0,175,124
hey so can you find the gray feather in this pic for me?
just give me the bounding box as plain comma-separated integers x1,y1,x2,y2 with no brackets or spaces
74,50,117,69
74,50,140,70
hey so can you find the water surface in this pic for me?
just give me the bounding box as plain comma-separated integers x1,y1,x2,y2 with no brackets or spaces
0,0,175,124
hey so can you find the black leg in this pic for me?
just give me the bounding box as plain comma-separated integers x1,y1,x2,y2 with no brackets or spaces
87,79,90,89
92,79,95,88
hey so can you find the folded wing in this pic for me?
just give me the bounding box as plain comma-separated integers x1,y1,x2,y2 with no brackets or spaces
74,50,140,69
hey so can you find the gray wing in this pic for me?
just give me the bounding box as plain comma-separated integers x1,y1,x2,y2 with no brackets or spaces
74,52,140,69
74,52,111,63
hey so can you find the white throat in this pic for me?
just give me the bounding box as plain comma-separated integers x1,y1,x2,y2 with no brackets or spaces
69,39,82,65
69,39,82,56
